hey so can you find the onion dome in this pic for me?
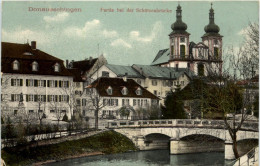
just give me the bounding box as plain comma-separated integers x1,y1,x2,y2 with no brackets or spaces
203,3,220,36
170,4,189,35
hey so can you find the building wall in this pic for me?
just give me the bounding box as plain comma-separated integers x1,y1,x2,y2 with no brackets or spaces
1,73,74,120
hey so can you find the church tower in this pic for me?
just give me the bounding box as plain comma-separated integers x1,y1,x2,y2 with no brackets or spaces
169,4,191,70
202,3,223,73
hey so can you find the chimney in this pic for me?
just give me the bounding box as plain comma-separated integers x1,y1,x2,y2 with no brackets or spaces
31,41,36,50
66,60,69,68
123,72,128,82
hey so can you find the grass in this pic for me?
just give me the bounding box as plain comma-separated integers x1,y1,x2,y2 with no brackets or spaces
2,130,138,166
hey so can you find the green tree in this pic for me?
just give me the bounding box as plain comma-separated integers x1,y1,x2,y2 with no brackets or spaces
162,85,187,119
119,106,131,120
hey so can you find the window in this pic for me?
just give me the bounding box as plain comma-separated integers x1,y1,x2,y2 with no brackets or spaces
38,80,46,87
54,63,60,72
76,99,81,106
82,99,87,106
171,45,174,55
187,63,190,69
136,87,142,95
26,79,34,87
176,64,179,70
133,99,136,106
29,110,34,113
11,94,21,102
38,110,43,113
154,90,157,95
27,94,34,102
62,110,66,113
121,87,128,95
107,86,113,95
214,47,219,58
180,45,185,58
152,80,157,86
11,79,23,86
50,110,55,113
137,99,140,106
163,81,167,87
32,61,39,71
180,37,185,43
102,71,109,77
12,60,19,70
14,110,18,115
214,39,218,45
169,81,173,87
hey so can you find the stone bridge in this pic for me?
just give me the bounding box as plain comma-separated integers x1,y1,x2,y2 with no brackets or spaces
108,119,259,160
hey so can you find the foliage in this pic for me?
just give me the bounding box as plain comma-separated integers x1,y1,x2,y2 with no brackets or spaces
1,131,137,166
119,106,131,119
162,85,186,119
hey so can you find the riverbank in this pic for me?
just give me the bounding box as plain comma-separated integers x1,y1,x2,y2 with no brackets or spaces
2,130,138,166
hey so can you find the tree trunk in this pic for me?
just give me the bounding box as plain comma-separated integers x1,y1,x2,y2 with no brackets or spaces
95,109,98,129
232,133,240,159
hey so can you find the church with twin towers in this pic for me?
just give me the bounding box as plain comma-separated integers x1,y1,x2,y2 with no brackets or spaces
151,4,223,76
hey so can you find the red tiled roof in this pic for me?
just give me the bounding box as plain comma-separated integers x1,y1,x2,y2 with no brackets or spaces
1,42,72,77
89,77,159,99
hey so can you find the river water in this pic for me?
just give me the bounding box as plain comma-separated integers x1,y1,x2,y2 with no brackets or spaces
46,150,230,166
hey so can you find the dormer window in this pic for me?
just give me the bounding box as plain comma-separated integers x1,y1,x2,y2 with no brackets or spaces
32,61,39,71
12,60,19,70
54,63,60,72
121,87,128,95
107,86,113,95
136,87,142,95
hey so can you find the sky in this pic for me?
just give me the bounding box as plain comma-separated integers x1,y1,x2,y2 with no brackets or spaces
1,1,259,66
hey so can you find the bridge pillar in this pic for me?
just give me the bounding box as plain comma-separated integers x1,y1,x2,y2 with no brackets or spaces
225,141,235,160
170,138,180,154
135,136,146,150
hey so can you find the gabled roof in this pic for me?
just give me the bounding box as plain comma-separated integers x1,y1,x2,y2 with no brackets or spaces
68,68,83,82
70,58,98,73
1,42,72,76
151,48,169,65
193,42,209,48
105,64,143,78
88,77,159,99
132,64,194,80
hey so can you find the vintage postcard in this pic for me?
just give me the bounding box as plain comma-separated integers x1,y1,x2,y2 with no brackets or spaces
1,1,259,166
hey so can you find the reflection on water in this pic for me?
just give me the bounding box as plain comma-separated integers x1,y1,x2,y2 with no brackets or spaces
46,150,225,166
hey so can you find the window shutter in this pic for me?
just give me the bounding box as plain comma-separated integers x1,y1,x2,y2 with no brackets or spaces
44,80,46,87
26,95,28,102
59,81,62,87
34,95,38,102
26,79,28,86
67,95,69,102
44,95,46,102
55,81,58,87
48,95,50,102
59,95,61,102
11,94,14,101
20,79,23,86
55,95,58,102
34,80,38,87
11,79,14,86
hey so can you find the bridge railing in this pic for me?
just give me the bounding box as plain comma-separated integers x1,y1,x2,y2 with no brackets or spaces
226,146,258,166
107,119,258,131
